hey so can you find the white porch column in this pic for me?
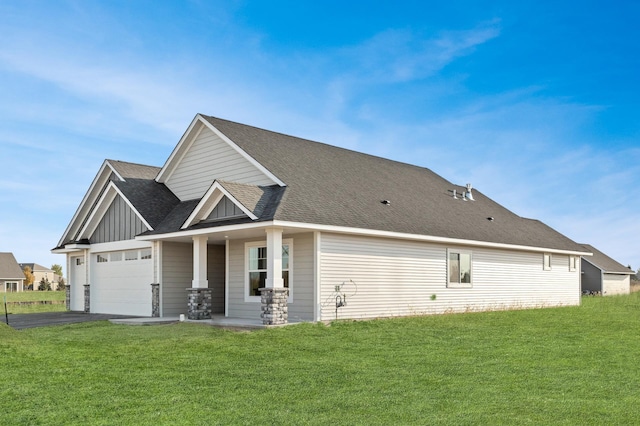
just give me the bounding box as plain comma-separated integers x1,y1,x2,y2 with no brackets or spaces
192,236,208,288
260,227,288,325
265,227,284,288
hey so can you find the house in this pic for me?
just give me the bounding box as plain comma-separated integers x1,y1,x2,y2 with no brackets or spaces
53,114,590,324
0,252,25,292
18,263,61,290
580,244,632,295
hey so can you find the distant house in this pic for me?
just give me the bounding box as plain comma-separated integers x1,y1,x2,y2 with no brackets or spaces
53,114,590,324
0,252,25,292
580,244,633,296
18,263,61,290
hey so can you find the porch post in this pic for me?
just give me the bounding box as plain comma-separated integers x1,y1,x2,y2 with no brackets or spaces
65,285,71,311
192,236,208,288
259,227,288,325
83,284,90,313
187,236,211,320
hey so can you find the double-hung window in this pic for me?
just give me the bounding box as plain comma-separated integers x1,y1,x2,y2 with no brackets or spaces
246,240,292,301
448,249,472,288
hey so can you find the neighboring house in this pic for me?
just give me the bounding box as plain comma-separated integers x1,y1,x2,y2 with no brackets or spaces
0,252,25,292
18,263,61,290
580,244,633,296
53,114,590,324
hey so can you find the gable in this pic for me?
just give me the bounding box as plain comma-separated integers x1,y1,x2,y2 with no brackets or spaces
56,160,161,249
207,196,245,220
161,121,278,201
90,194,149,243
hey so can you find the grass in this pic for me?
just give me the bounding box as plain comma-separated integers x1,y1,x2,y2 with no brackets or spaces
2,291,66,314
2,294,640,425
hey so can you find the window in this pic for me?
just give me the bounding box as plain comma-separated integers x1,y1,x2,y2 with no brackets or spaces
75,258,85,266
125,250,138,261
569,255,578,272
543,253,552,271
111,252,123,262
448,249,472,288
97,254,108,263
140,249,152,260
246,240,292,301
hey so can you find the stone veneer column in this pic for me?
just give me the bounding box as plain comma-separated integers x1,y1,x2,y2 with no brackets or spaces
83,284,90,313
186,288,212,320
65,285,71,311
151,283,160,317
259,287,289,325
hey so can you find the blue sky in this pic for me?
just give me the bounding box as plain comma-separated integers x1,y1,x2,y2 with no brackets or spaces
1,1,638,273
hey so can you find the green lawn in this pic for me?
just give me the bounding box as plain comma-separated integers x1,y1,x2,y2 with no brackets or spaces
2,291,66,314
2,294,639,425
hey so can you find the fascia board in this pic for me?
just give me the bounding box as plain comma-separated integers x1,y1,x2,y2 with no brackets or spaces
57,160,118,247
105,160,125,182
137,220,272,241
181,181,258,229
138,219,591,256
200,117,286,187
78,182,154,240
156,115,203,183
269,221,594,256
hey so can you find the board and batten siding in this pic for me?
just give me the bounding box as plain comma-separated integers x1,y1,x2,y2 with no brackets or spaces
165,127,275,201
90,195,148,243
227,233,315,321
319,233,580,321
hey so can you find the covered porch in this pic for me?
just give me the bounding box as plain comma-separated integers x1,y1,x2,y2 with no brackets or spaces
147,224,299,326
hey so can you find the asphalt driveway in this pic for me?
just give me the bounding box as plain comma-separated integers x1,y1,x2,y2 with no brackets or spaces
4,312,137,330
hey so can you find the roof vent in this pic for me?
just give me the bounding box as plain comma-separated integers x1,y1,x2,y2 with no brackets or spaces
465,183,475,201
449,184,475,201
381,200,391,205
487,217,494,221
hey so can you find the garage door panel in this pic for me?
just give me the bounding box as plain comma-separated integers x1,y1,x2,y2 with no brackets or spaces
91,250,153,316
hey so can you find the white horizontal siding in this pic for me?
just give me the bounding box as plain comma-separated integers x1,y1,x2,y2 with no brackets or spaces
603,274,630,295
319,233,580,321
166,127,275,201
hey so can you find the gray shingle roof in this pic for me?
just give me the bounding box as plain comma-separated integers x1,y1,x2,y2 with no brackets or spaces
108,160,160,180
580,244,633,274
113,179,180,229
0,253,25,280
200,115,587,253
217,181,285,219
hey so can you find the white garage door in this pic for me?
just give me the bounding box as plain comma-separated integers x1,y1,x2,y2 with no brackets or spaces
91,248,153,316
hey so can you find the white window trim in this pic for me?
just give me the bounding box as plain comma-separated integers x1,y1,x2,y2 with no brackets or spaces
544,253,552,271
447,248,473,288
244,238,293,303
569,255,577,272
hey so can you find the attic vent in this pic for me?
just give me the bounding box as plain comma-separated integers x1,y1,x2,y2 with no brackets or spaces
381,200,391,205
